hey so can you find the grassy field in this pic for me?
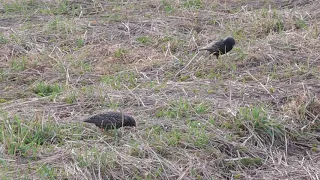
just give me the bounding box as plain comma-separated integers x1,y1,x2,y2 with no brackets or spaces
0,0,320,179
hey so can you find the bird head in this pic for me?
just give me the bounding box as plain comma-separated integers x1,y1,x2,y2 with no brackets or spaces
225,37,236,46
124,115,136,127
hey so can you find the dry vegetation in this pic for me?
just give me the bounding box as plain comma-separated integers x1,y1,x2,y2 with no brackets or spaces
0,0,320,179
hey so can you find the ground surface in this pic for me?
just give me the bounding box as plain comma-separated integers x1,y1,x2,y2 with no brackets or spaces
0,0,320,179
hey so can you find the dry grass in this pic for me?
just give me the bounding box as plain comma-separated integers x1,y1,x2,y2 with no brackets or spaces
0,0,320,179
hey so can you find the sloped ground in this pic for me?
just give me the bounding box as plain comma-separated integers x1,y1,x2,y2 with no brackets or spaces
0,0,319,179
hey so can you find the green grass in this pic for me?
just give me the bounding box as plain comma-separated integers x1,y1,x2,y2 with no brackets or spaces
100,71,138,89
155,99,191,118
234,106,285,145
33,81,63,97
11,56,27,71
72,60,92,74
0,0,319,179
240,157,263,167
3,0,40,13
63,92,77,104
161,0,175,14
0,114,61,158
183,0,203,9
155,100,210,119
296,19,308,29
136,36,153,45
38,164,58,179
114,48,127,58
0,34,8,44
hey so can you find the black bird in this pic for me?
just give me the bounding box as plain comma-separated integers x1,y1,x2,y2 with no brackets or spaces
84,111,136,130
199,37,236,59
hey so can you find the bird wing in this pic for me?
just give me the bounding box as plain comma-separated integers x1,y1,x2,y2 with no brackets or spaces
198,39,224,51
85,114,115,123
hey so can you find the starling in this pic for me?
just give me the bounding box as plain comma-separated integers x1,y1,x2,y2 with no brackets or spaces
199,37,236,59
84,111,136,130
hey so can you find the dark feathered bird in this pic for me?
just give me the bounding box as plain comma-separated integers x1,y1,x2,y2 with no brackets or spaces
199,37,236,59
84,111,136,130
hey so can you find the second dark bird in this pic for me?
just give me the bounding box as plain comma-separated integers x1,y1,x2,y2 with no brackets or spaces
199,37,236,59
84,111,136,130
